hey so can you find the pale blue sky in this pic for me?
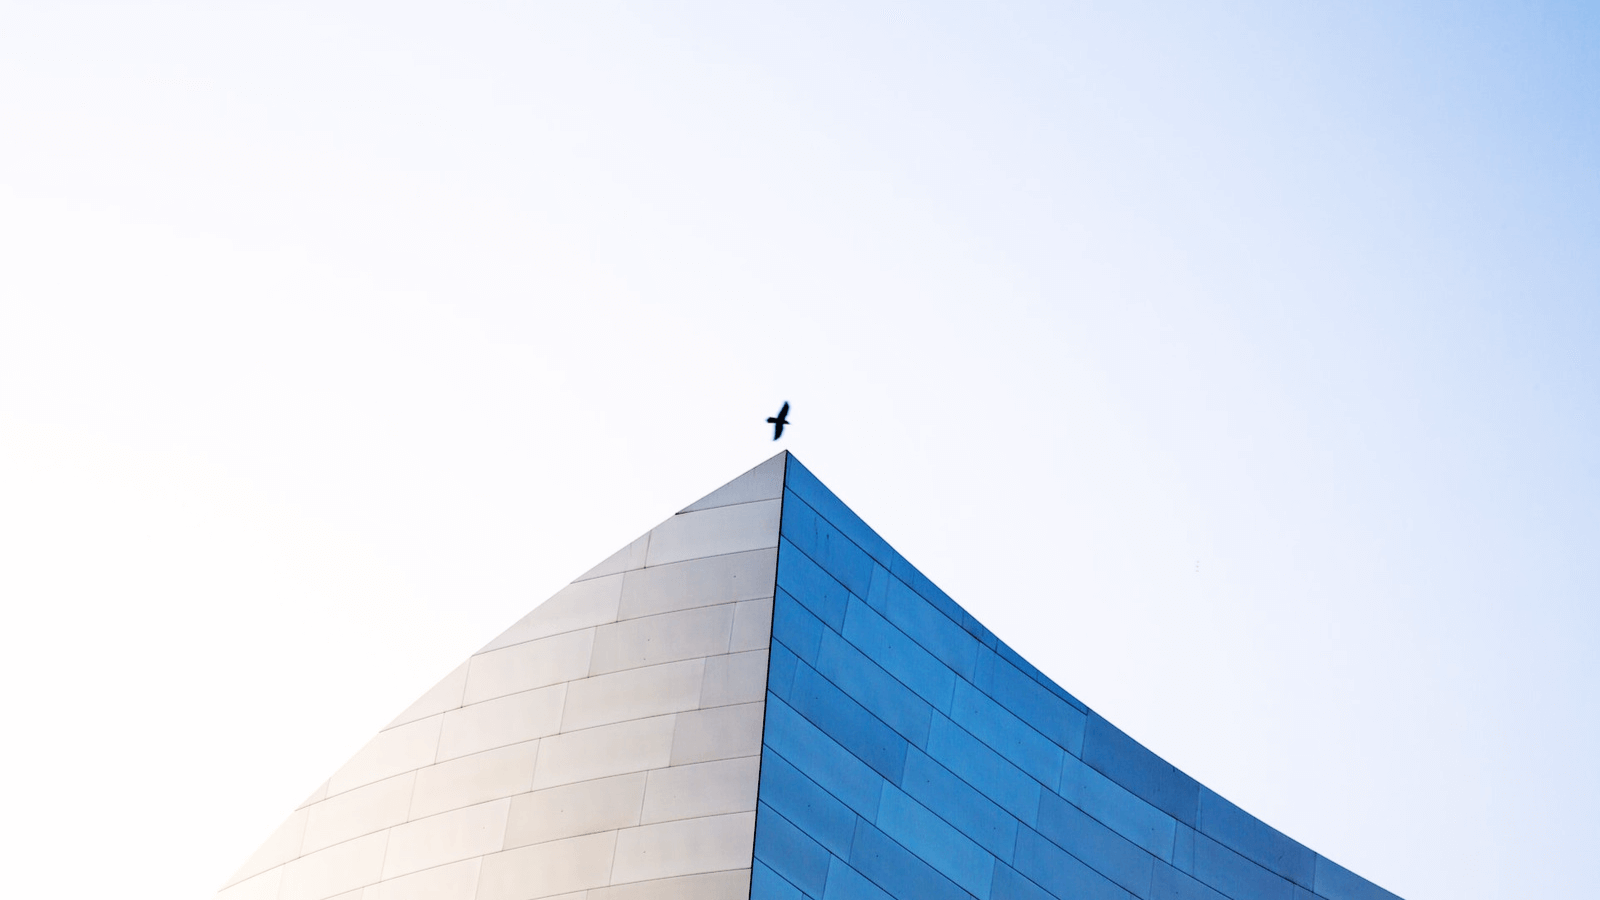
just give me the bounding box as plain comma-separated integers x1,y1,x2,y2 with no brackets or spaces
0,4,1595,898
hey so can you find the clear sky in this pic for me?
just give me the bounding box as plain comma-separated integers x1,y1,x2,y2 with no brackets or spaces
1,4,1595,898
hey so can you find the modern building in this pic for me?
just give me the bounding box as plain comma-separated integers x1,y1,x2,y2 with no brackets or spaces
218,451,1401,900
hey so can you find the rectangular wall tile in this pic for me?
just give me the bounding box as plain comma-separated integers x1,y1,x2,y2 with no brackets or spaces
618,548,777,620
1173,824,1197,874
1197,787,1315,888
640,756,761,824
437,683,566,761
363,858,481,900
278,830,388,900
786,661,909,785
816,628,934,748
976,647,1086,754
301,771,414,855
900,747,1019,862
476,831,618,900
752,803,832,897
1012,826,1134,900
848,817,973,900
751,860,806,900
1193,833,1296,900
1081,715,1201,828
560,658,706,732
589,605,737,675
883,576,979,681
644,499,782,566
730,597,776,652
781,456,894,565
950,680,1064,788
876,785,997,898
577,533,651,582
864,565,892,613
1150,864,1229,900
757,751,858,858
991,863,1056,900
781,492,875,598
775,538,851,631
409,740,539,820
611,811,758,884
761,696,883,819
533,714,677,789
381,798,512,880
670,702,765,765
700,649,769,708
822,857,896,900
995,642,1085,712
1036,791,1157,897
768,641,800,700
680,451,786,513
925,711,1041,828
1060,753,1178,860
773,590,826,665
841,597,957,712
465,629,595,705
503,772,647,849
886,558,967,638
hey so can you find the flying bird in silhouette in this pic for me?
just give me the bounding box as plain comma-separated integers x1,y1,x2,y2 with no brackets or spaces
767,402,791,440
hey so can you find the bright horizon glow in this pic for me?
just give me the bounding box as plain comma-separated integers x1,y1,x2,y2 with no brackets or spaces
0,5,1595,898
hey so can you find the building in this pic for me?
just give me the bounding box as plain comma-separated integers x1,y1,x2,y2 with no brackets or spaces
218,451,1401,900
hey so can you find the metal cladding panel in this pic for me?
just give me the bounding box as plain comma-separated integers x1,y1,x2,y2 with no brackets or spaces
220,451,1400,900
218,453,786,900
753,455,1401,900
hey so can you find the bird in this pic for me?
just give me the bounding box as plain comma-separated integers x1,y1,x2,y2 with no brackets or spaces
766,401,791,440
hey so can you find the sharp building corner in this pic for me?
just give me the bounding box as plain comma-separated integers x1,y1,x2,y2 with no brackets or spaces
218,450,1402,900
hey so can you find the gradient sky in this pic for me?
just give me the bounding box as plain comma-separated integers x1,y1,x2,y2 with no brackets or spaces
1,4,1596,898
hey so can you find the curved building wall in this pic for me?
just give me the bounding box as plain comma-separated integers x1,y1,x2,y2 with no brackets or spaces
751,456,1400,900
217,454,786,900
218,451,1400,900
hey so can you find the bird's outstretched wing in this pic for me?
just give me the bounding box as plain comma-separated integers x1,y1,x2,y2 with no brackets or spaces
766,401,790,440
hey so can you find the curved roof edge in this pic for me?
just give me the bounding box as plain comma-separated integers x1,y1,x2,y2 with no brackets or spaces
758,451,1402,900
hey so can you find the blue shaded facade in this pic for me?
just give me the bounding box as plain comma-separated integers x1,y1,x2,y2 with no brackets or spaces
752,454,1401,900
